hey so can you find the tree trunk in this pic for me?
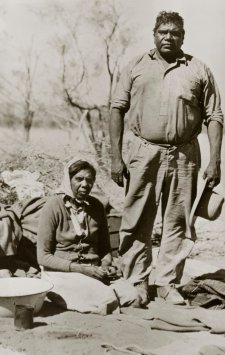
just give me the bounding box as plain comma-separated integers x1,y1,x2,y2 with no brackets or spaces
24,111,34,142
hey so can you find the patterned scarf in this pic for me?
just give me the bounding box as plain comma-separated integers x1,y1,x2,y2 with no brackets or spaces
65,198,89,238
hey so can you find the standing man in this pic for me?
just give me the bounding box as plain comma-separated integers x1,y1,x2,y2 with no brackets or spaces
109,11,223,305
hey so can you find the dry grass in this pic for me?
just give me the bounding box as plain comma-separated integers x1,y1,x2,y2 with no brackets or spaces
0,126,124,210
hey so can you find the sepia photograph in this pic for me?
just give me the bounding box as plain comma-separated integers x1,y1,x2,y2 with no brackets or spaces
0,0,225,354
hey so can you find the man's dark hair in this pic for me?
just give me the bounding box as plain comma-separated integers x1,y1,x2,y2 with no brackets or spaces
153,11,185,35
69,160,96,180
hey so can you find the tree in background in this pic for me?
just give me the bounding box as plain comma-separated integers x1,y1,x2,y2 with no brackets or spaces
0,39,39,142
0,2,43,141
0,0,134,145
21,44,39,142
39,0,133,165
88,0,132,107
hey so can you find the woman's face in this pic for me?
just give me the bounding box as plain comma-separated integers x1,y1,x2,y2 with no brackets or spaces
70,168,95,201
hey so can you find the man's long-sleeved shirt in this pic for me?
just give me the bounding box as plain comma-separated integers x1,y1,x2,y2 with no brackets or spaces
111,49,224,145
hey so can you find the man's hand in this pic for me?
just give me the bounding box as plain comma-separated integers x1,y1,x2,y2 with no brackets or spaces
111,158,128,187
203,160,221,189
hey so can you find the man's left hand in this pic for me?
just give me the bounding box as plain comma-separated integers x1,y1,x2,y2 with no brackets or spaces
203,160,221,189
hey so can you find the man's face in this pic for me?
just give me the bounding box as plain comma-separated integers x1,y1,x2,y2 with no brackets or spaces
154,22,184,58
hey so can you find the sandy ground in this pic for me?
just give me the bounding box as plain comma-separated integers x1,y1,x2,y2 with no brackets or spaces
0,129,225,354
0,254,225,355
0,305,186,355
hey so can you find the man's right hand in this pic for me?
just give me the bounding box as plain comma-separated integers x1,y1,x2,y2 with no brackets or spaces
111,159,128,187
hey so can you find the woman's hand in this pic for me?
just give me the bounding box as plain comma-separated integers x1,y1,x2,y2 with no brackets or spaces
70,263,107,281
101,266,120,281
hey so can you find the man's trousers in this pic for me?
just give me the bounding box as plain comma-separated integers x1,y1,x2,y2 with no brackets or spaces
119,134,201,286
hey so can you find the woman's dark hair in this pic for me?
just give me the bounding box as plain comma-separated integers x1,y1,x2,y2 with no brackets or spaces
153,11,185,35
69,160,96,180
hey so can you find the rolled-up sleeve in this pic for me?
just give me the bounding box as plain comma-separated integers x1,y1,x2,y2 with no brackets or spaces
110,63,132,112
202,65,224,127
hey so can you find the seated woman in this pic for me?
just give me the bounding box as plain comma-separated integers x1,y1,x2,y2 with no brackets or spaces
37,157,147,313
37,157,119,314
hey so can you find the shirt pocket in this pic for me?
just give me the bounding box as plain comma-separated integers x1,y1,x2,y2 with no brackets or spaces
180,76,201,98
179,94,199,107
176,95,202,140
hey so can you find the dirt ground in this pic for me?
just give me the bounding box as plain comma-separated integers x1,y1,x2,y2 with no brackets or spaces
0,303,190,355
0,247,225,355
0,128,225,354
0,221,224,354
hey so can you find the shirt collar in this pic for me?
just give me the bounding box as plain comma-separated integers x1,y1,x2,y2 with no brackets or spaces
149,48,188,65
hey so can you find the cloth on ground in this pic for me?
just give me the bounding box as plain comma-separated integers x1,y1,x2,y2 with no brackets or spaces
198,345,225,355
101,334,225,355
0,197,47,275
0,204,22,256
152,332,225,355
121,301,225,333
12,196,47,244
0,197,47,258
181,269,225,309
148,319,207,332
0,255,41,278
101,343,155,354
42,271,119,315
187,293,225,309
